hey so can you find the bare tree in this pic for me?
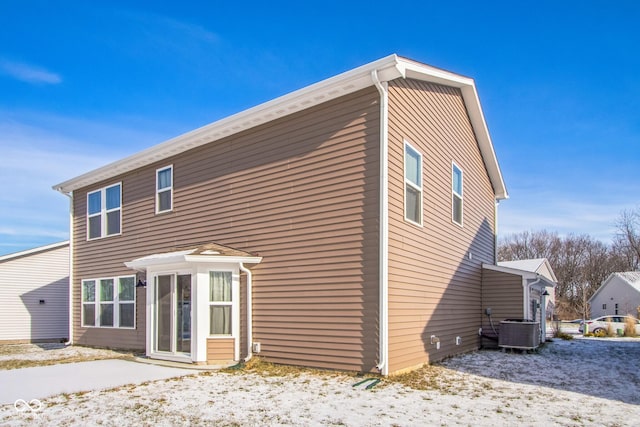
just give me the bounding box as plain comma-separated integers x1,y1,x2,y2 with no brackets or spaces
498,230,561,263
499,231,631,319
614,208,640,270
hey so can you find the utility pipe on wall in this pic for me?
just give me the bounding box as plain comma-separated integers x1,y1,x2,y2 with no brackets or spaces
372,69,389,376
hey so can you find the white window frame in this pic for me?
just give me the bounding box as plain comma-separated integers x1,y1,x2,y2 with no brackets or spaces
208,271,234,337
404,140,423,226
156,165,173,214
86,182,122,240
81,275,136,329
452,162,464,227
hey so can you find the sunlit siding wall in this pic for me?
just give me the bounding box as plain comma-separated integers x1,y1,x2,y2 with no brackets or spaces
386,79,497,373
72,88,381,371
0,243,69,343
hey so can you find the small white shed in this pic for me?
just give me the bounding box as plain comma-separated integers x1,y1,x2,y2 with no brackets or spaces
0,241,69,343
589,272,640,319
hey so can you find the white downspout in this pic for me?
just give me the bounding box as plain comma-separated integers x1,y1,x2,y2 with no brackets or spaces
56,189,74,346
524,275,544,343
239,262,253,362
494,201,499,264
372,69,389,376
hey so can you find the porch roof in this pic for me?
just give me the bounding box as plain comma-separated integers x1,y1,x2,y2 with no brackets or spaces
483,263,557,290
124,243,262,271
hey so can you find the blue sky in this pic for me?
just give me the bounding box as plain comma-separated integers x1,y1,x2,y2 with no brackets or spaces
1,1,638,256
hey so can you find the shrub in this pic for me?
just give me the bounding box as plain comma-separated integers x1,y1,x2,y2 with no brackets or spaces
593,329,607,338
554,331,574,340
606,322,616,337
624,317,638,337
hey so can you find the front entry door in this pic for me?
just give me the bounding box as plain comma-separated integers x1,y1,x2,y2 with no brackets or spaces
155,274,191,356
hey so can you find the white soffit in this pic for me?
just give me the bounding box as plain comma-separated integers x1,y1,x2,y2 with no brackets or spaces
53,54,507,199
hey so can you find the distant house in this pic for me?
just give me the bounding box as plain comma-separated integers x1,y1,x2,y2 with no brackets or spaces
481,258,557,345
0,241,69,343
53,55,511,375
589,272,640,319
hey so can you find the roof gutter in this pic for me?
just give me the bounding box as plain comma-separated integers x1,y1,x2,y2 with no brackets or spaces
55,188,74,346
372,69,390,376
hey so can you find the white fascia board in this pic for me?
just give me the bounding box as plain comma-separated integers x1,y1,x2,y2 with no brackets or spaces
125,254,262,271
183,255,262,264
398,58,507,200
485,264,556,290
53,55,403,193
459,86,508,200
482,263,537,280
0,240,70,263
53,53,507,201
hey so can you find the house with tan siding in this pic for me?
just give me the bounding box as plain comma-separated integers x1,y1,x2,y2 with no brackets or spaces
53,55,510,375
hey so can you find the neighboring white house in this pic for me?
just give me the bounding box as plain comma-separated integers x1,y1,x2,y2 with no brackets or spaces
589,272,640,319
497,258,557,319
0,241,69,343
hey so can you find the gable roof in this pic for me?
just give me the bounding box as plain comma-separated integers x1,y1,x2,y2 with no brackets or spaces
0,241,70,264
483,263,557,289
53,54,507,200
589,271,640,302
498,258,558,282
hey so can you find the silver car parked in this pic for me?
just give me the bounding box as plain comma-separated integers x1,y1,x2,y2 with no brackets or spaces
579,315,640,334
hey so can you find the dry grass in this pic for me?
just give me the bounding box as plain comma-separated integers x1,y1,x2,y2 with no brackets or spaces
624,317,638,337
219,356,355,379
219,357,469,394
0,353,135,370
0,343,138,370
388,364,446,390
606,322,616,337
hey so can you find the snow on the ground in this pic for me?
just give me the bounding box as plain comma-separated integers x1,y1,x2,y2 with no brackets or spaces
0,343,130,362
1,337,639,426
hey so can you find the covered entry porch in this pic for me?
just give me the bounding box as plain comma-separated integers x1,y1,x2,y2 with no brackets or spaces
125,243,261,365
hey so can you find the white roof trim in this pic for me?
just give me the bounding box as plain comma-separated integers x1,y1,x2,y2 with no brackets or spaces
498,258,558,282
0,240,70,263
483,263,556,289
588,272,640,303
124,250,262,271
53,54,507,200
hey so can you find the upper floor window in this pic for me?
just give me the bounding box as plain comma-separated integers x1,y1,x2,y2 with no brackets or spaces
452,163,463,226
156,165,173,213
82,276,135,328
87,183,121,240
404,141,422,226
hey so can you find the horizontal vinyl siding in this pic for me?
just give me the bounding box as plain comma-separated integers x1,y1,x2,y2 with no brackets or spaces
480,269,523,346
207,338,235,362
72,88,380,370
590,278,640,318
387,79,497,373
0,245,69,342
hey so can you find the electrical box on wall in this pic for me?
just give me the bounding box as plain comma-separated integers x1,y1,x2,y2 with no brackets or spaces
252,342,261,353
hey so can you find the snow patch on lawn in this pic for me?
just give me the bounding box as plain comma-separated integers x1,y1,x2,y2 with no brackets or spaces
0,343,130,363
1,338,639,426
